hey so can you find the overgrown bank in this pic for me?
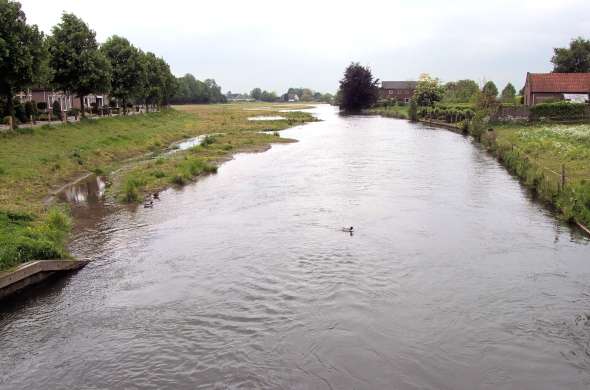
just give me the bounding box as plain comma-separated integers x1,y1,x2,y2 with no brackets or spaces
0,104,315,271
417,115,590,231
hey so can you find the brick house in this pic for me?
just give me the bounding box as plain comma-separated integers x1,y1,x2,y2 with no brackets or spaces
380,81,418,103
523,73,590,106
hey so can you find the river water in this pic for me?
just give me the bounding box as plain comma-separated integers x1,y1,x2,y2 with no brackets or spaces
1,105,590,389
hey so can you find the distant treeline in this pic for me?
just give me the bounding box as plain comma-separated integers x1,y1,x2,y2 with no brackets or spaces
171,74,227,104
249,87,334,103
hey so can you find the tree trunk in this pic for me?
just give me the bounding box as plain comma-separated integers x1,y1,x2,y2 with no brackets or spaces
123,99,127,116
80,95,85,118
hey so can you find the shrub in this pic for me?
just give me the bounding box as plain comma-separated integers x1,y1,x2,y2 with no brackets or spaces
67,108,80,118
530,101,588,121
24,101,37,120
201,135,217,147
122,177,144,202
52,101,62,117
37,102,48,111
14,102,27,123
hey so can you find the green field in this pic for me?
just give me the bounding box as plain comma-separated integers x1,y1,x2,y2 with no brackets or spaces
493,122,590,227
366,105,410,119
0,103,315,271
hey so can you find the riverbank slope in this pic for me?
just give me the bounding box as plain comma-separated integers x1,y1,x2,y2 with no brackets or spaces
0,103,315,271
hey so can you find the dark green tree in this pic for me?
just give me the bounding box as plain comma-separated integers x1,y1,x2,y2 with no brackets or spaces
141,52,176,109
0,0,46,127
250,88,262,100
482,81,498,99
101,35,146,114
338,62,379,112
552,37,590,73
500,83,516,103
47,13,111,117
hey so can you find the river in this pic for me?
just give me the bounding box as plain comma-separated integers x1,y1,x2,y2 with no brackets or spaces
1,105,589,389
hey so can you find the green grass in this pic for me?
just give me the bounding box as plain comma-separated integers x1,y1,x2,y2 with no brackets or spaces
0,208,71,271
0,103,315,270
492,122,590,227
367,105,410,119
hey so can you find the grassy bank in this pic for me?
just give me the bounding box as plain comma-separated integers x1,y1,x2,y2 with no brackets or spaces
491,123,590,227
0,103,315,270
366,105,409,119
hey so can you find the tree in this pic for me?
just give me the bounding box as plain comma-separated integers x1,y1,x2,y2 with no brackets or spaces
47,13,111,117
101,36,146,114
260,90,278,102
482,81,498,99
443,79,479,103
552,37,590,73
413,74,444,107
0,0,46,128
338,62,379,112
250,88,262,100
500,83,516,104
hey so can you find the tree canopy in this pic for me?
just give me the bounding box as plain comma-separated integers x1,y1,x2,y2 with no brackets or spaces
101,35,146,113
0,0,46,124
482,81,498,98
171,74,226,104
338,62,379,112
552,37,590,73
47,13,111,115
250,88,262,100
500,83,516,103
443,79,479,103
413,74,444,107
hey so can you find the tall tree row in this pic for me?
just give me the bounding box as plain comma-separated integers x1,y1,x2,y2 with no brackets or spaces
1,0,179,125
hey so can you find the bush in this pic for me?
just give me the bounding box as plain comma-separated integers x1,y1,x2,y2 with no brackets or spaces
67,108,81,118
24,101,37,120
3,116,12,125
37,102,48,111
530,101,588,121
14,102,27,123
52,101,62,117
201,135,217,147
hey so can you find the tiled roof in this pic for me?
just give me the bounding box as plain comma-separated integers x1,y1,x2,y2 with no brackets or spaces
382,81,418,90
528,73,590,93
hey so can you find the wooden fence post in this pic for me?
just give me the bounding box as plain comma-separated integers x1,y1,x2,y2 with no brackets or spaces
561,164,566,191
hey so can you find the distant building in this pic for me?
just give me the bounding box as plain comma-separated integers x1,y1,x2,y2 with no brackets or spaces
380,81,418,103
523,73,590,106
288,93,300,102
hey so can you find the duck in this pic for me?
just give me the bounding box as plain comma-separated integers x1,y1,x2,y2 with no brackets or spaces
342,226,354,233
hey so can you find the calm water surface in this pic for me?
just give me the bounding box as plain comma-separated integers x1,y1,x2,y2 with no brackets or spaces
1,105,590,389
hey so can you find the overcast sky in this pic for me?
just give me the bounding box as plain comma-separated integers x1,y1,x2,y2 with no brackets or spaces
20,0,590,94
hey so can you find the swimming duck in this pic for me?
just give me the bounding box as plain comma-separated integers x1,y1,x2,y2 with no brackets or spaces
342,226,354,233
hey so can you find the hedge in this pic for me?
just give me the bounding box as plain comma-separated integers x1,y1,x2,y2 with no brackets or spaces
530,102,589,120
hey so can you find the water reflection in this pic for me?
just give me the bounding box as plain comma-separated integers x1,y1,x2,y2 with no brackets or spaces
57,174,106,204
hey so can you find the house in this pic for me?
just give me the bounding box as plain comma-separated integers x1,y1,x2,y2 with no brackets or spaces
523,73,590,106
288,93,300,102
16,88,110,111
380,81,418,103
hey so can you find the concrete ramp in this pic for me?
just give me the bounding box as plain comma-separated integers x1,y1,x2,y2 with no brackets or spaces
0,260,88,301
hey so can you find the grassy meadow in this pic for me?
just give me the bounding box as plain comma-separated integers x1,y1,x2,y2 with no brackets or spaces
0,103,315,270
492,123,590,227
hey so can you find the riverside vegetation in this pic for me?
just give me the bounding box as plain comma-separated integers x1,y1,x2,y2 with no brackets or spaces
0,103,314,271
